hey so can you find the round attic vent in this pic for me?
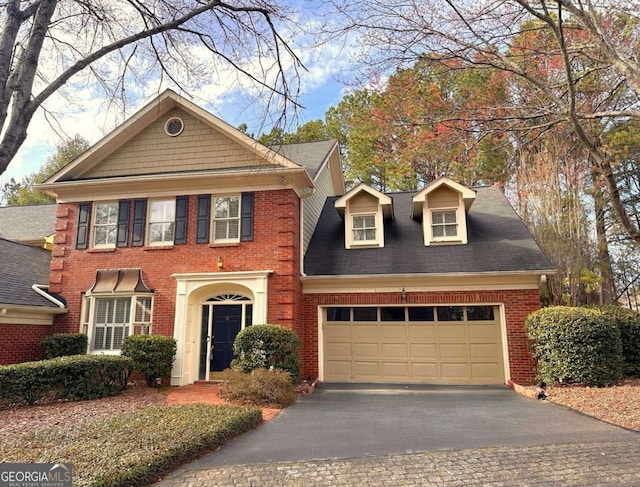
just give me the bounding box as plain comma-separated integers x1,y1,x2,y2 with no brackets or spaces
165,117,184,136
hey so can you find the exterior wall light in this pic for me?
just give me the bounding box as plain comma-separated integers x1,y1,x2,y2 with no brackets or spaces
217,256,224,270
401,288,407,303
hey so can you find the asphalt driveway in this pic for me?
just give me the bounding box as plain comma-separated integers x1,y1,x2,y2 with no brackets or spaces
162,383,637,474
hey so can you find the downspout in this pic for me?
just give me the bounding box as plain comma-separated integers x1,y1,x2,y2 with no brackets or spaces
32,284,67,309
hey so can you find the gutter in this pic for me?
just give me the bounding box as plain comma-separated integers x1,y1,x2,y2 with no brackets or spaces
32,284,67,309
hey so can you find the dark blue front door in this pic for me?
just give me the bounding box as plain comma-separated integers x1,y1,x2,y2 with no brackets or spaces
211,304,242,372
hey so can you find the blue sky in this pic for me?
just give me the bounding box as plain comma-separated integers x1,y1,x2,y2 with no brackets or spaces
0,16,355,186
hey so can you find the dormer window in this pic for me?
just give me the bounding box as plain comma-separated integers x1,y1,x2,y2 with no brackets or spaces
335,183,393,249
431,210,458,239
353,214,377,243
413,177,476,246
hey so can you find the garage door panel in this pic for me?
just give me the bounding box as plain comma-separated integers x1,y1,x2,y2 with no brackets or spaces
382,362,410,378
354,361,381,377
411,362,440,379
410,343,438,360
382,343,408,359
325,360,352,379
468,323,499,340
440,363,470,380
409,324,436,341
323,305,504,384
438,324,467,341
324,324,351,341
470,343,500,360
471,363,501,379
381,325,407,341
325,342,351,358
353,324,378,341
439,344,468,361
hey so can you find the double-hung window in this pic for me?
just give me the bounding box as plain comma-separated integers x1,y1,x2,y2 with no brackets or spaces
213,196,240,242
88,295,153,351
148,199,175,245
93,202,119,247
352,214,377,243
431,210,458,239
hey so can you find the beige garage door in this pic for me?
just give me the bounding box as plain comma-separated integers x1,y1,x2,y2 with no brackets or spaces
323,305,505,384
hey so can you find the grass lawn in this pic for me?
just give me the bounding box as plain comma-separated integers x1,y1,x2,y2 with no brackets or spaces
0,397,262,487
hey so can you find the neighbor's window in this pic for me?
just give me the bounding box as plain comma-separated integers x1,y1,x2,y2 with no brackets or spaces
93,202,119,247
213,196,240,242
431,210,458,239
148,199,175,245
90,296,152,351
352,214,376,243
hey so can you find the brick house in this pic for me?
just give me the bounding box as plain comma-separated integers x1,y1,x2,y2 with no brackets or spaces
35,89,554,386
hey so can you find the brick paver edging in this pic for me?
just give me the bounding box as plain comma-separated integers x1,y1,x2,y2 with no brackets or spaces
159,440,640,486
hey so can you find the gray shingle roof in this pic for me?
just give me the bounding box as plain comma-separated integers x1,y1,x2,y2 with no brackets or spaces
0,238,59,308
271,140,337,178
0,204,56,242
304,185,555,276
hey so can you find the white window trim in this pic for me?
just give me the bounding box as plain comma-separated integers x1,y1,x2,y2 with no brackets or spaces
212,195,241,243
351,213,377,245
92,201,119,248
423,204,468,245
147,198,176,246
345,210,384,249
82,294,153,354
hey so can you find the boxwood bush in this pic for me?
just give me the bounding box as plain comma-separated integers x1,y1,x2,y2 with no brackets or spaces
231,324,301,381
593,305,640,377
121,335,177,386
40,333,88,359
525,306,623,387
0,355,133,406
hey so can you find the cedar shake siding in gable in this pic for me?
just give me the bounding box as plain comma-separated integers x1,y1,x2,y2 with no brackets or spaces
49,190,302,338
81,108,268,179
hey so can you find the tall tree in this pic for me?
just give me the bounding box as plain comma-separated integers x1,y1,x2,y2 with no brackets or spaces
0,1,303,177
1,134,89,205
258,119,331,146
324,0,640,246
326,59,511,191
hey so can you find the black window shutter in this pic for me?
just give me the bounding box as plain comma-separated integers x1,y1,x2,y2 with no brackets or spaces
116,200,130,247
131,199,147,247
76,202,91,249
240,192,254,242
174,196,188,244
196,195,211,243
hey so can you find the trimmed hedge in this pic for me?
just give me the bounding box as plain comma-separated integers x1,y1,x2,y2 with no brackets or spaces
0,355,133,406
526,306,623,387
40,333,88,359
121,335,177,386
593,305,640,377
231,324,301,381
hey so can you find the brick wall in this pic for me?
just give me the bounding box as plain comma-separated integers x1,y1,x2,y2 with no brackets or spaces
301,289,540,384
51,189,302,336
0,324,51,364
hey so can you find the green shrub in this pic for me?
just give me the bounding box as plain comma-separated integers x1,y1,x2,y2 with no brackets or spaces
0,355,133,406
593,305,640,377
231,324,301,381
121,335,177,386
220,368,297,407
40,333,88,359
525,306,623,387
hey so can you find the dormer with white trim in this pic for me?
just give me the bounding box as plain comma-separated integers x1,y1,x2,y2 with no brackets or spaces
412,176,476,246
335,183,393,249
